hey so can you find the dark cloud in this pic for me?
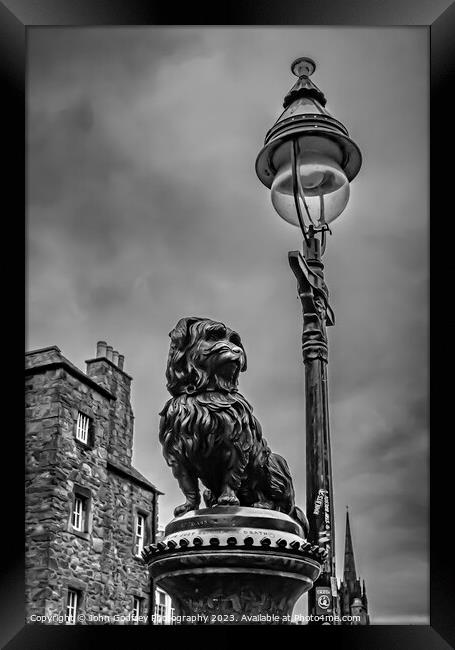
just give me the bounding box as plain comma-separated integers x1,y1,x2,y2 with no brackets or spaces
27,27,428,623
28,28,208,87
28,101,129,208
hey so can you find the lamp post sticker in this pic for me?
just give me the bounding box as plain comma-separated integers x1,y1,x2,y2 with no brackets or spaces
313,489,331,570
318,594,330,609
313,488,326,516
313,489,331,539
315,586,332,615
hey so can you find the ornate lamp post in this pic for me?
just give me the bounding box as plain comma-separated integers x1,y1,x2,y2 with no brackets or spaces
256,57,362,621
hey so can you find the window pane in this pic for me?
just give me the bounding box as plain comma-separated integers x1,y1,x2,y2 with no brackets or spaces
72,495,87,531
136,514,144,534
66,589,78,624
72,497,81,530
133,596,144,624
134,514,145,555
76,413,90,443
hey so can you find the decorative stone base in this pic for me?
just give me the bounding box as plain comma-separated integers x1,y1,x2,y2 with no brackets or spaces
143,507,323,624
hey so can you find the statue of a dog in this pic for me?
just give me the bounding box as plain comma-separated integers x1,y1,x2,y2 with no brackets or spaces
159,316,308,533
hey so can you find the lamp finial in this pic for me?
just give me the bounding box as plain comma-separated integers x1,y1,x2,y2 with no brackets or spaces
291,57,316,78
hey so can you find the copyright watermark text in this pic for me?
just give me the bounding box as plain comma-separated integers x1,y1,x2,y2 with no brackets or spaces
28,612,361,625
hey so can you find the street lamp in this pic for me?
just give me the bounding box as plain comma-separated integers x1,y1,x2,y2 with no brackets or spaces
256,57,362,622
256,56,361,244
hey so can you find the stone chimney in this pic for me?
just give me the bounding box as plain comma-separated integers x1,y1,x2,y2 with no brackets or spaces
91,340,127,373
85,341,133,469
96,341,107,357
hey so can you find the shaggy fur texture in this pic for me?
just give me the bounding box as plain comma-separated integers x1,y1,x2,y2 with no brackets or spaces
159,316,308,532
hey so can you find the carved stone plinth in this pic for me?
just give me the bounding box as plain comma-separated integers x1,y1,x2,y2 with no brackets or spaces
143,507,323,625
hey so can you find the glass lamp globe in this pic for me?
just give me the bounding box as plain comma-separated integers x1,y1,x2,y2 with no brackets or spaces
270,147,350,230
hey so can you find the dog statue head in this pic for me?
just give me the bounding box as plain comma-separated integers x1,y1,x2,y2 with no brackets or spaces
166,317,247,396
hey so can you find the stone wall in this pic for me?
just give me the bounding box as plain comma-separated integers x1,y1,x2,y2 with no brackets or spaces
85,357,134,472
25,346,159,624
97,471,155,620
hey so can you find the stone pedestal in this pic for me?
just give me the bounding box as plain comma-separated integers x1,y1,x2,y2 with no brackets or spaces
143,506,323,625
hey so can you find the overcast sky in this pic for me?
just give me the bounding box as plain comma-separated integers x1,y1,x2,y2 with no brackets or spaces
27,27,428,624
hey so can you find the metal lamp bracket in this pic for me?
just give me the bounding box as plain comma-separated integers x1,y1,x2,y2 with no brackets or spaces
288,251,335,327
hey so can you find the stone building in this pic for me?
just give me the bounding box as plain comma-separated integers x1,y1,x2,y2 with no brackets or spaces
25,341,162,624
154,529,175,624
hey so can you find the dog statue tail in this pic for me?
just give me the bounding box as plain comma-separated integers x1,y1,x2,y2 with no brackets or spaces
268,452,309,536
203,489,217,508
289,504,310,538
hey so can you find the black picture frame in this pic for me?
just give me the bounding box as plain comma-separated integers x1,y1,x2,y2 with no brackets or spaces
3,0,454,648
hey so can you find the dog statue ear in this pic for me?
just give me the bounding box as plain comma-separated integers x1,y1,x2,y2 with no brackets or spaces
169,316,201,352
166,317,203,395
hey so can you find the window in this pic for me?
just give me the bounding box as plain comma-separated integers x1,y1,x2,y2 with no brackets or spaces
132,596,144,624
75,412,90,444
134,513,146,556
66,589,79,624
155,590,166,622
69,486,92,537
154,589,175,625
72,494,88,532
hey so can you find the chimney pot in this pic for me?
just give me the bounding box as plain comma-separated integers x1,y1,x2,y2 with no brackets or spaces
97,341,107,358
112,350,119,366
106,345,113,361
118,354,125,370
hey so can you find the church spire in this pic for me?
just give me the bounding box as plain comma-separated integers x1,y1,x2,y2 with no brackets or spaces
338,508,370,624
343,507,357,586
362,578,368,609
